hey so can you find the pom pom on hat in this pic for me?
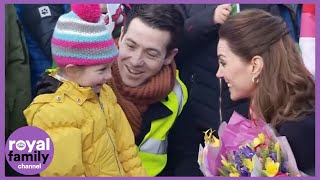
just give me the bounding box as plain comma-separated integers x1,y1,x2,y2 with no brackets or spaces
51,4,119,66
72,4,101,23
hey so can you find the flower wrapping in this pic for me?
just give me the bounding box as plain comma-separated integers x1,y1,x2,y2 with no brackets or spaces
198,111,302,177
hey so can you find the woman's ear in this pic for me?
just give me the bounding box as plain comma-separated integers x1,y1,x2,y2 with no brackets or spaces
164,48,178,65
250,55,264,77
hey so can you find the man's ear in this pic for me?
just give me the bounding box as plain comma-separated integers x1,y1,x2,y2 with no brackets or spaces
250,55,264,77
119,26,125,42
164,48,178,65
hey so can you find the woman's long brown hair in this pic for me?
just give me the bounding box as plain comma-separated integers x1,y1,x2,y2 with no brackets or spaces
219,9,315,126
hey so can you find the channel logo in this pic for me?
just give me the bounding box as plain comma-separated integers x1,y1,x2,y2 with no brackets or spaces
5,126,54,175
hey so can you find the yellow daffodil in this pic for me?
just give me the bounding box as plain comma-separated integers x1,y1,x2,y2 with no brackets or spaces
253,133,266,147
230,165,239,173
221,155,231,168
263,157,280,177
274,142,281,162
229,172,240,177
210,136,220,147
253,137,261,147
243,158,254,172
258,133,265,144
204,129,220,147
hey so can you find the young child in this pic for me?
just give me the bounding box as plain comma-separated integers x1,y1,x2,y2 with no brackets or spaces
24,4,146,176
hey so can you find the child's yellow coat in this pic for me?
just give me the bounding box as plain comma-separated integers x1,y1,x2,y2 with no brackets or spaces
24,80,146,176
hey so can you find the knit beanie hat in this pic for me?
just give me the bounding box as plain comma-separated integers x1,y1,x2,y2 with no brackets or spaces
51,4,119,66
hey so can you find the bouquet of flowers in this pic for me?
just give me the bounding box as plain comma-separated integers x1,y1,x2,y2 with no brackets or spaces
198,111,301,177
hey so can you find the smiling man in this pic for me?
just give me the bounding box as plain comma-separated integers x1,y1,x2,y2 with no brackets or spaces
34,4,187,176
107,4,187,176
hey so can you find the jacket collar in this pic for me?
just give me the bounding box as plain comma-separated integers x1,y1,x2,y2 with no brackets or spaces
136,100,172,145
51,74,97,104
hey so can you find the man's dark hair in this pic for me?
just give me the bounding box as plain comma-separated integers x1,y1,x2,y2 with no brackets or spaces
123,4,184,54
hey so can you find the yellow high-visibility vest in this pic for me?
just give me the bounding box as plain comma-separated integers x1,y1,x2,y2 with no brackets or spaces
138,70,188,176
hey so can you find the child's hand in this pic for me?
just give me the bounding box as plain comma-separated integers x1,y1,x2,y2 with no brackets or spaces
213,4,232,25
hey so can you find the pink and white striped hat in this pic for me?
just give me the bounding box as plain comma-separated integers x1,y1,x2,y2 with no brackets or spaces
51,4,119,66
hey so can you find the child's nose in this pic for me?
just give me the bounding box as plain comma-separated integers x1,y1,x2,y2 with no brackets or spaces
105,70,112,81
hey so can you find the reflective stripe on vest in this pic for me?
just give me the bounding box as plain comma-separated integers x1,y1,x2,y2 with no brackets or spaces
139,138,168,154
172,80,184,114
139,81,183,155
138,70,188,176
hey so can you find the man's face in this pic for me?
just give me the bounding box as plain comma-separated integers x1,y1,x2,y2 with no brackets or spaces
117,18,175,87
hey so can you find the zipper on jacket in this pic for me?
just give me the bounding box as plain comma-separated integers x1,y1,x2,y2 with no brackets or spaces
97,94,123,176
97,98,105,112
105,128,123,175
219,78,223,124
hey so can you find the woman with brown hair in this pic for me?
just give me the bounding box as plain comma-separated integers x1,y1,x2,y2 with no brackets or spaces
216,9,315,175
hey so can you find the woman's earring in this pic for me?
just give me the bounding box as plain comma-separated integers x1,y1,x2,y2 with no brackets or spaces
252,76,259,84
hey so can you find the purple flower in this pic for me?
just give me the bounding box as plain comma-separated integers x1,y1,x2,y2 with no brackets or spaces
270,152,277,162
280,162,288,173
237,164,251,177
241,146,255,158
233,150,242,165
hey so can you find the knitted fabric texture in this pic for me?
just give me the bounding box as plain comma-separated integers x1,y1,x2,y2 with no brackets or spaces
108,62,177,138
51,4,119,66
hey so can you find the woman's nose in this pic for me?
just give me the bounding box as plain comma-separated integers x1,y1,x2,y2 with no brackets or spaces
216,67,223,78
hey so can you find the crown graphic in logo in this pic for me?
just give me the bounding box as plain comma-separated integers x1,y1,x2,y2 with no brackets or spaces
16,142,26,149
